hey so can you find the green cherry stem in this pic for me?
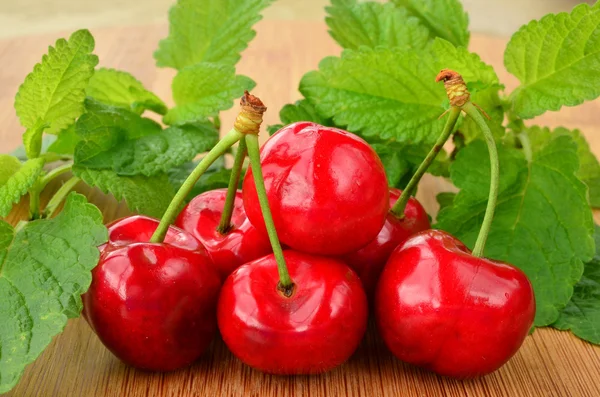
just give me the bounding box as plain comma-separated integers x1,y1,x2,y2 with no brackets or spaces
217,138,248,234
246,133,294,294
43,176,81,218
390,106,461,218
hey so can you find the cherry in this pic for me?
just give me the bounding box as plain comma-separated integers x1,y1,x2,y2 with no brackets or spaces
175,189,272,280
242,122,389,256
342,188,430,295
83,216,221,371
217,250,368,374
375,230,535,378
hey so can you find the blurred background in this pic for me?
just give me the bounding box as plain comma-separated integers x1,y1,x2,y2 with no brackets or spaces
0,0,594,39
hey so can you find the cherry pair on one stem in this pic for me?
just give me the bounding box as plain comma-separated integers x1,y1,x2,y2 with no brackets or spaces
375,70,536,378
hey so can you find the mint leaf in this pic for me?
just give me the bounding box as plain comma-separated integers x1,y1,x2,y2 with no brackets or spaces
74,100,162,165
14,30,98,134
0,158,45,217
167,156,231,201
300,39,499,144
22,120,49,159
0,155,24,185
436,133,595,326
392,0,470,47
164,63,255,125
74,167,174,217
326,0,429,50
505,4,600,119
47,125,80,156
0,193,107,393
553,224,600,344
570,129,600,208
154,0,273,70
86,68,167,115
78,123,218,176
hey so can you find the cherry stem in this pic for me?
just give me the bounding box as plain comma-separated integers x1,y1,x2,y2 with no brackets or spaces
43,176,81,218
150,128,244,243
390,106,462,218
463,101,499,258
217,138,248,234
245,133,294,294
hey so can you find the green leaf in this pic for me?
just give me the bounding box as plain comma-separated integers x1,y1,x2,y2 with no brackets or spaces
164,63,255,125
392,0,470,47
22,120,49,159
11,136,59,162
154,0,273,70
0,158,45,217
167,156,232,201
505,4,600,119
436,191,456,212
553,224,600,344
300,39,499,144
73,167,174,217
0,193,107,393
326,0,429,50
77,123,218,176
14,30,98,134
86,68,167,115
569,129,600,208
47,125,80,156
436,133,595,326
0,155,24,186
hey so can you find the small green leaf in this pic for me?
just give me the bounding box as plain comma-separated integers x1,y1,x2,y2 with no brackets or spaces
392,0,470,47
73,166,174,217
0,155,24,186
0,193,107,393
154,0,273,70
47,125,80,156
164,63,255,125
167,156,232,201
14,30,98,134
326,0,429,50
505,4,600,119
86,68,167,115
0,158,45,217
569,129,600,208
22,120,49,159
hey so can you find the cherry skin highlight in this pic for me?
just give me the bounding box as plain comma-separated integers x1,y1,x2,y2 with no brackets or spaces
217,250,368,374
175,189,272,280
375,230,536,378
242,122,389,256
83,216,222,371
342,188,430,296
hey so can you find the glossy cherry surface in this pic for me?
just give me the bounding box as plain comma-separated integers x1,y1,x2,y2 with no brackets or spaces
175,189,272,279
375,230,535,378
242,122,389,256
83,216,221,371
342,188,430,295
218,250,368,374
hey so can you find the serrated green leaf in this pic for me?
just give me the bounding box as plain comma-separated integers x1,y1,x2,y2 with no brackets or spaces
86,68,167,115
11,136,58,162
392,0,470,47
553,224,600,344
436,133,594,326
47,125,80,156
78,123,218,176
154,0,273,70
300,39,499,144
74,100,162,165
505,4,600,119
0,155,23,186
0,193,107,393
570,129,600,208
326,0,429,50
167,156,232,201
164,63,255,125
0,158,45,217
22,120,49,159
14,30,98,134
73,167,174,217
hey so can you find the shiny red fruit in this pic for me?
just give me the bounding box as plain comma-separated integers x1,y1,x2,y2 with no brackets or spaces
175,189,272,280
83,216,221,371
218,250,368,374
242,122,389,256
342,188,430,295
375,230,535,378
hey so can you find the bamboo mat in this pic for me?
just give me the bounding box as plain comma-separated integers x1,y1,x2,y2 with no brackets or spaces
1,20,600,397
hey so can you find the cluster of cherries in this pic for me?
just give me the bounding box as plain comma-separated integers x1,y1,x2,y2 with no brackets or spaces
83,73,536,380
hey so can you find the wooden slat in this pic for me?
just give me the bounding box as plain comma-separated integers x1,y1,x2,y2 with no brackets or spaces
1,20,600,397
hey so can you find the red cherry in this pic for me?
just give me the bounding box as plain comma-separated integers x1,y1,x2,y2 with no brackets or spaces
175,189,272,279
375,230,535,378
342,188,430,295
217,250,368,374
242,122,389,256
83,216,221,371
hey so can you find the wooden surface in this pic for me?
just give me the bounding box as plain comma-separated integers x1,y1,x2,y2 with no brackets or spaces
2,20,600,397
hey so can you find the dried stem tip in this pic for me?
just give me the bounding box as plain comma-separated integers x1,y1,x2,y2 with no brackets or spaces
234,90,267,135
436,69,470,107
